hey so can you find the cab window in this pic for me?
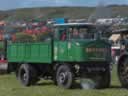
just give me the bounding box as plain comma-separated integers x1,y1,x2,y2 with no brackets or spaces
69,27,95,40
54,28,67,41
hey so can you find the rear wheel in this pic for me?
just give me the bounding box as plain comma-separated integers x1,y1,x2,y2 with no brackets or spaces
118,58,128,88
56,64,74,89
18,64,38,86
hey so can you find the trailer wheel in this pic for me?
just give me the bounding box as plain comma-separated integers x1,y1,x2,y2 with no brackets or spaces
56,64,74,89
18,64,38,86
118,58,128,88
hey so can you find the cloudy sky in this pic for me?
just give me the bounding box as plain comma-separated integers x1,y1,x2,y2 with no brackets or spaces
1,0,128,10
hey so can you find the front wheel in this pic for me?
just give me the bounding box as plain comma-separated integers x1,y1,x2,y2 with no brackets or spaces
118,59,128,88
98,69,111,88
80,67,110,89
56,64,74,89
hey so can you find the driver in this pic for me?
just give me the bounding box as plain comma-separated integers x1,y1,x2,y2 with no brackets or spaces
72,28,79,39
61,31,66,41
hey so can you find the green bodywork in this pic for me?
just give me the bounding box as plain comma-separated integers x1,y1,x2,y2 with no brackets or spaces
54,40,111,62
7,42,52,63
7,23,111,64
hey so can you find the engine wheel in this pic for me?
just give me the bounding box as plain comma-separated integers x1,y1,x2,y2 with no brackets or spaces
118,58,128,88
18,64,38,86
56,64,74,89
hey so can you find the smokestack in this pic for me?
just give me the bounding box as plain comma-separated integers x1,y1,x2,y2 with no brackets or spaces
88,1,112,23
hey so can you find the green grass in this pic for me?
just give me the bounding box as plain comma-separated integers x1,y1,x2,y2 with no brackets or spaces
0,65,128,96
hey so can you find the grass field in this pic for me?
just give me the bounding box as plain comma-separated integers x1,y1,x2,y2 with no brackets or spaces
0,65,128,96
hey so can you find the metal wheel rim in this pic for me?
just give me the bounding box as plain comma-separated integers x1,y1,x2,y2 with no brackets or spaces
59,72,68,84
20,69,28,83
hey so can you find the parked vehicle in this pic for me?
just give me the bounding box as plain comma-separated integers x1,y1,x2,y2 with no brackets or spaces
54,18,68,24
7,23,112,89
112,29,128,88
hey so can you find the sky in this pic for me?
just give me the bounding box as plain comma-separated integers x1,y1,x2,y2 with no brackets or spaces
1,0,128,10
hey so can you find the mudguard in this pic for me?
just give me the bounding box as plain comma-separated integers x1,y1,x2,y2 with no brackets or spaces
117,52,128,65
